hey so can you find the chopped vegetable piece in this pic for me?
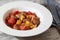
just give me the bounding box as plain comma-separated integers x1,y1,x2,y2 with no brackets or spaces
25,21,30,26
30,25,37,29
16,14,25,20
16,20,22,25
25,21,30,25
11,10,19,15
8,16,16,25
19,14,25,20
27,11,33,15
26,15,35,19
20,25,28,30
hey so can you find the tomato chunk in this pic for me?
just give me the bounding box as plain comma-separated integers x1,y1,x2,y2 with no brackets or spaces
27,11,33,15
8,16,16,25
11,10,19,15
20,25,28,30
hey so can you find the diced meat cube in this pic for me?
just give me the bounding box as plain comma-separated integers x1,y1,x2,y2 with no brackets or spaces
20,25,28,30
32,17,40,24
13,24,19,30
11,10,19,15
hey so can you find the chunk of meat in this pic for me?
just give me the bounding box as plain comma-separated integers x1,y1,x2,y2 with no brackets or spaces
26,15,36,19
23,19,28,23
11,10,19,15
21,23,25,26
20,25,28,30
15,14,20,18
32,17,40,24
23,12,27,16
20,23,30,29
23,18,30,22
5,16,10,23
27,11,33,15
13,24,19,30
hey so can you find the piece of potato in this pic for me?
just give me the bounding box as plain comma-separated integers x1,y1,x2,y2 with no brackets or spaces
25,21,30,26
19,14,25,20
30,25,37,29
16,20,22,25
16,14,25,20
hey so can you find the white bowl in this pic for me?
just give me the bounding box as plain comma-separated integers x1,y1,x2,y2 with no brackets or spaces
0,1,53,37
